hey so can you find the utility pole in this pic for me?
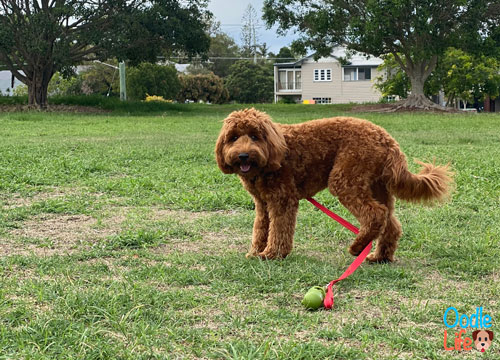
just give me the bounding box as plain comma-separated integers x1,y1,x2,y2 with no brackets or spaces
119,61,127,101
93,60,127,101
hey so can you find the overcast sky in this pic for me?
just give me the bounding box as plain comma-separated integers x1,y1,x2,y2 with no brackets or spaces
207,0,298,53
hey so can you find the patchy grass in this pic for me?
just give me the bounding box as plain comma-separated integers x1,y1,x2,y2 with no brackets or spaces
0,105,499,359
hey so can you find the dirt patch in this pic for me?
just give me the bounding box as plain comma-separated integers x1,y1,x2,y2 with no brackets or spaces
4,213,119,256
151,231,248,256
351,103,460,113
0,104,110,113
3,202,247,257
1,188,105,210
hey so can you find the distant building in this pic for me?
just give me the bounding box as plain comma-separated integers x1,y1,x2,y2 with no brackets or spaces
273,47,384,104
0,71,22,94
484,95,499,112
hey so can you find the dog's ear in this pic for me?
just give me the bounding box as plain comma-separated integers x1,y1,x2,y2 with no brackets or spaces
487,330,494,341
262,117,287,172
215,122,234,174
472,330,480,341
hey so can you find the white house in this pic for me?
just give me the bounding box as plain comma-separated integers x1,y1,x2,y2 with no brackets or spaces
274,47,384,104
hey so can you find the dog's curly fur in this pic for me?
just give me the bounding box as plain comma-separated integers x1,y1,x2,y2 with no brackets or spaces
215,108,453,262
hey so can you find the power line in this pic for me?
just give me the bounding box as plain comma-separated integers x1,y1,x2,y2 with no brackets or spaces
166,56,296,61
219,23,265,27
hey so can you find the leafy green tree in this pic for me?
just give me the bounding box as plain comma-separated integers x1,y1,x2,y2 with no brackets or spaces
270,47,296,63
440,48,500,107
225,60,273,103
127,63,180,100
48,72,84,96
263,0,498,110
0,0,210,108
207,24,241,78
376,49,500,107
375,55,411,99
375,54,441,100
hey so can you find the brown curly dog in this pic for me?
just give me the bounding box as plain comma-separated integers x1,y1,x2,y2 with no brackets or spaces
215,108,453,262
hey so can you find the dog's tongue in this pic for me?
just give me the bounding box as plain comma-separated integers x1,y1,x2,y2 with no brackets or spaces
240,164,251,172
481,349,485,353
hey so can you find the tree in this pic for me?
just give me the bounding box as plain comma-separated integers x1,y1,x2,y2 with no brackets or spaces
240,4,260,60
0,0,210,108
271,47,296,63
225,60,273,103
263,0,499,110
376,49,500,108
127,63,180,100
375,54,441,100
80,63,120,96
440,48,500,108
205,21,241,78
207,32,240,77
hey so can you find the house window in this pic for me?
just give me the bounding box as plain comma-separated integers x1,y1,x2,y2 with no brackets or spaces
343,67,372,81
313,69,332,82
312,97,332,104
278,69,301,90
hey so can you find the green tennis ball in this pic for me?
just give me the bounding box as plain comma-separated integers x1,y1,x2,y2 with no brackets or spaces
302,286,326,310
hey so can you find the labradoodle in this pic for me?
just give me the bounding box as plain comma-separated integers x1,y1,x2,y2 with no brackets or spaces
215,108,453,262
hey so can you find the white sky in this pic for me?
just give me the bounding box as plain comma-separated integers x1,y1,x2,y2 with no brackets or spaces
207,0,298,53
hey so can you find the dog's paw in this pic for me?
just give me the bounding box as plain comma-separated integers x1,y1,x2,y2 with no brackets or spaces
245,251,258,259
366,253,393,263
348,243,363,256
258,251,278,260
258,250,290,260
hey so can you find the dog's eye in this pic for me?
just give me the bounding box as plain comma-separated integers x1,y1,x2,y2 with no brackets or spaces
251,135,258,141
231,136,239,142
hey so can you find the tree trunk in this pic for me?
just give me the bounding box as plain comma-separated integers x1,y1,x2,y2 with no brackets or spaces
397,74,441,110
390,54,450,112
27,67,53,109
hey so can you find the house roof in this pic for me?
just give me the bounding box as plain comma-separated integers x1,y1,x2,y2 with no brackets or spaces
274,47,383,68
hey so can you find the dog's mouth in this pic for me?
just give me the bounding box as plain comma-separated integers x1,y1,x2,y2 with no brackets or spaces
240,164,251,173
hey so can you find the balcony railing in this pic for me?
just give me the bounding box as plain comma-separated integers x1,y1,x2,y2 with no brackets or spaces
276,81,302,92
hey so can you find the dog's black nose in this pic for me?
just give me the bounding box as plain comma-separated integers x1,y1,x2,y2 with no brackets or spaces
238,153,249,162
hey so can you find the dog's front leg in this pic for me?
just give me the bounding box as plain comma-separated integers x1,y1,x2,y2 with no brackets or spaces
246,197,269,258
258,198,298,259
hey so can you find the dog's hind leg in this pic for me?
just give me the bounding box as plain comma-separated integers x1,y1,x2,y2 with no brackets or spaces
246,197,270,258
365,181,402,263
328,164,388,258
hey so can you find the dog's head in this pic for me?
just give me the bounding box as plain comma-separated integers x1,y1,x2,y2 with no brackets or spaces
472,330,493,352
215,108,287,176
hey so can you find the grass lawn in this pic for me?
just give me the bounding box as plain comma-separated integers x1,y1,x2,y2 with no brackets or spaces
0,104,499,359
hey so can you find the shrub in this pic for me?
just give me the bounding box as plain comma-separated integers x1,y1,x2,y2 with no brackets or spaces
48,72,84,96
80,63,119,96
127,63,180,101
225,60,274,103
13,66,112,98
177,74,229,104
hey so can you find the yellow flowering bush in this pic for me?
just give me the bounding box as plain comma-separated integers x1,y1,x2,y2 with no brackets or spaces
144,94,173,103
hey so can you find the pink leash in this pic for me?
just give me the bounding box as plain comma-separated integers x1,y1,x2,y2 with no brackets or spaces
307,198,372,309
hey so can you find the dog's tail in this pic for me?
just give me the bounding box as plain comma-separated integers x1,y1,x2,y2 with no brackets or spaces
384,148,454,203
